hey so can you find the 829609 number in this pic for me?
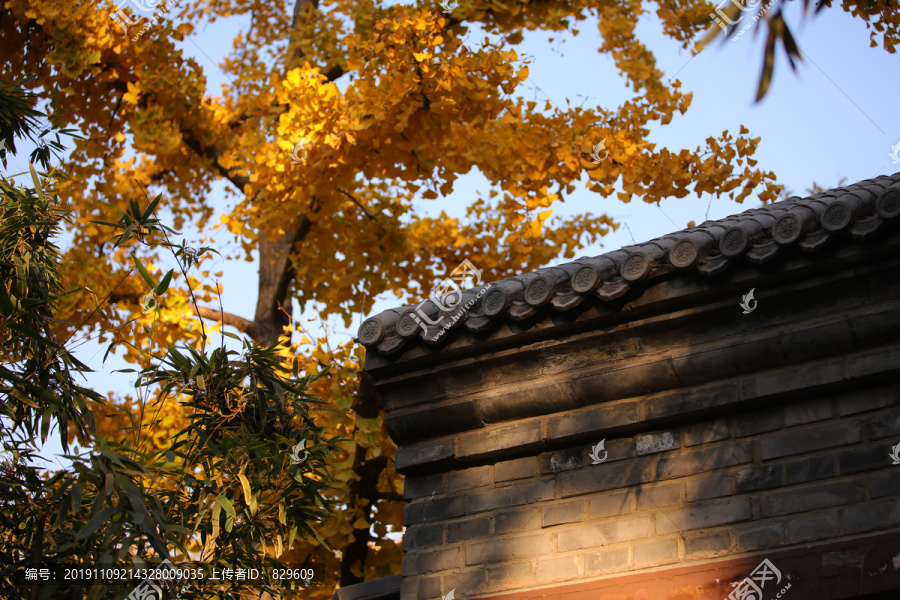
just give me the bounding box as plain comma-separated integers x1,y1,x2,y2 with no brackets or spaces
272,568,313,581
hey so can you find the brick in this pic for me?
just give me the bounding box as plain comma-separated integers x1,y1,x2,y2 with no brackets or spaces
404,524,443,550
643,382,739,422
683,420,730,447
494,457,537,482
735,464,783,493
632,538,679,567
671,338,784,385
400,576,418,600
412,548,460,574
741,359,844,401
780,320,854,364
546,400,641,440
849,347,900,379
542,501,584,527
557,517,650,551
404,495,467,525
494,508,539,534
784,398,832,426
870,470,900,498
560,457,653,497
686,473,733,501
866,410,900,440
447,517,491,542
839,445,893,474
734,522,785,552
396,438,454,472
734,408,783,438
457,421,542,459
656,497,752,535
483,563,531,593
468,479,555,513
685,531,733,559
760,422,860,460
466,532,550,565
784,454,836,485
441,571,485,598
447,466,492,493
636,431,679,455
574,359,680,405
842,501,896,533
588,490,633,519
418,577,441,600
404,473,446,500
760,480,866,517
656,442,752,480
788,511,839,542
635,481,682,510
836,386,898,416
534,555,580,583
583,547,630,576
540,448,584,474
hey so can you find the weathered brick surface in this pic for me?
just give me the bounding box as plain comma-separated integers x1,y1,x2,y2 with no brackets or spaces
656,442,752,479
534,555,581,584
466,532,551,565
788,510,839,542
842,501,896,533
482,563,531,594
583,547,630,576
560,457,653,497
404,473,446,500
760,480,866,517
407,547,460,574
684,530,733,559
404,524,443,550
683,419,730,447
733,407,783,437
866,410,900,439
632,538,679,568
494,457,538,482
539,449,583,474
636,431,679,455
734,522,785,552
870,470,900,498
839,445,892,474
634,481,681,510
656,497,752,534
404,495,467,526
735,464,783,493
686,473,733,501
784,454,837,485
447,517,490,542
456,421,542,459
545,399,641,440
557,517,650,551
446,466,492,493
836,385,897,416
494,507,540,534
587,490,633,519
542,500,584,527
759,422,861,460
784,398,833,426
468,479,555,513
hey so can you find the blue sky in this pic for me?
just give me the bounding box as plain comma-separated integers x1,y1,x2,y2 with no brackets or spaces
10,0,899,461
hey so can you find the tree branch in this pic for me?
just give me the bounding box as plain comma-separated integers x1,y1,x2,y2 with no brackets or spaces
193,306,254,334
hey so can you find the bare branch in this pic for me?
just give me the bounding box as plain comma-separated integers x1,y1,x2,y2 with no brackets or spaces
194,306,255,334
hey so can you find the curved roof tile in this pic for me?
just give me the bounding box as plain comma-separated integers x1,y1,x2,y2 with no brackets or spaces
358,173,900,355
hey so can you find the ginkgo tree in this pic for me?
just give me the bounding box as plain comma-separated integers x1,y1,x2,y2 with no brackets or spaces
2,0,896,596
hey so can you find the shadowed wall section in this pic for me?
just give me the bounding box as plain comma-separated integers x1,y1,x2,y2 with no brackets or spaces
357,174,900,600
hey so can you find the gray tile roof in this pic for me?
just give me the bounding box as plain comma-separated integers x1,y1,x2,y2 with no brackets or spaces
358,173,900,355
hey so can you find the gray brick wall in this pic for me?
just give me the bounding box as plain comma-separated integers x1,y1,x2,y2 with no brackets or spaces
398,384,900,600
